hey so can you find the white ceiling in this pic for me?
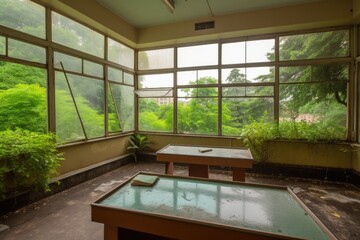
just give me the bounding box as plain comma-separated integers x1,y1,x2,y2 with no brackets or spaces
96,0,322,28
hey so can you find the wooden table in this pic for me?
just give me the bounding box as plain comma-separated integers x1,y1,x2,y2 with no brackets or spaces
156,145,253,181
91,172,336,240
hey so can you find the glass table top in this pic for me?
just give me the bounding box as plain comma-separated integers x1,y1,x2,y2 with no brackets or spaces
98,175,331,240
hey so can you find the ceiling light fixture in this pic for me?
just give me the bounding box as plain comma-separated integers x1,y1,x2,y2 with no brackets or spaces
162,0,175,13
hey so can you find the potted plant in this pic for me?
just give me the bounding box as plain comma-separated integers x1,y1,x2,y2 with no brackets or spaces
0,129,63,198
127,134,150,163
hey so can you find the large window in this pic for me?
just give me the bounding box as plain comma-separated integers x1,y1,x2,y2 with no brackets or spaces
137,29,350,140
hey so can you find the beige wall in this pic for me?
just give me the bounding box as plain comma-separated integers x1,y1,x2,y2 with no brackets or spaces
351,145,360,172
57,136,129,175
267,141,352,169
137,0,353,48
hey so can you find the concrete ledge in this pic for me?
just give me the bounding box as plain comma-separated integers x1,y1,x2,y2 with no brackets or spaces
0,154,133,215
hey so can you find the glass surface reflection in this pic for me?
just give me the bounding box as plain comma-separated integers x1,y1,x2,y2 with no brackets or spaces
100,176,330,240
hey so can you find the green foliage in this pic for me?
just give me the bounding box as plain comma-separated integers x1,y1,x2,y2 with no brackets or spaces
241,115,276,162
0,129,63,197
127,134,150,163
241,115,345,161
0,84,47,133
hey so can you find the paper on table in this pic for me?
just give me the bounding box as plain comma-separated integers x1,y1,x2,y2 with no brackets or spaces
131,174,159,186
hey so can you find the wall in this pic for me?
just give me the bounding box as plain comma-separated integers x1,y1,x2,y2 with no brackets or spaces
137,0,353,48
351,145,360,172
267,141,352,169
57,136,129,175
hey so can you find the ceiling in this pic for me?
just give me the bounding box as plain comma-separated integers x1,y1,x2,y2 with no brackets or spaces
96,0,322,28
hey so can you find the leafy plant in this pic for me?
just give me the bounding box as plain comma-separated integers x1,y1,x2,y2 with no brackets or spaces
0,129,63,197
127,134,150,163
241,115,343,162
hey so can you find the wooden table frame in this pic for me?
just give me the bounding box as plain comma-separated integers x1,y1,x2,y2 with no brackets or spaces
91,172,337,240
156,144,253,181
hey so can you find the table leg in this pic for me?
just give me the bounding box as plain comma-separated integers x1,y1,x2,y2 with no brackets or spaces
165,162,174,175
104,225,119,240
232,167,245,182
188,164,209,178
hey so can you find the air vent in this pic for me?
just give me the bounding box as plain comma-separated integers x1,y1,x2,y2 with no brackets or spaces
195,21,215,31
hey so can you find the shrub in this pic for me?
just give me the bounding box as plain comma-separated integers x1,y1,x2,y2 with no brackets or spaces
0,129,63,197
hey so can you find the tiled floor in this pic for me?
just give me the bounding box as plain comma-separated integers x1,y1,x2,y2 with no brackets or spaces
1,162,360,240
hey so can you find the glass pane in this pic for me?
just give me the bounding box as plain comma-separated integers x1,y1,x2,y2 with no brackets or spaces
54,52,82,73
138,73,173,89
0,61,47,133
178,44,218,68
280,64,348,83
8,39,46,64
280,30,349,61
139,98,173,132
0,36,5,55
55,71,105,141
246,86,274,96
0,0,45,38
177,69,218,85
55,72,86,143
280,66,310,83
108,83,134,133
177,98,218,135
222,87,245,97
279,82,347,139
108,67,122,83
246,39,275,63
178,88,218,98
246,67,274,83
52,12,105,58
124,72,134,85
222,42,245,64
138,48,174,70
222,68,246,84
222,98,274,136
84,60,103,78
107,38,134,69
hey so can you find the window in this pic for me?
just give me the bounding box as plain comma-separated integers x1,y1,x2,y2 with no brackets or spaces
0,0,45,39
8,39,46,64
107,38,134,69
55,71,105,143
0,61,47,133
0,36,5,55
108,84,134,133
52,12,105,58
138,73,173,132
279,64,348,139
178,44,218,68
178,87,218,135
222,39,275,65
138,48,174,70
177,70,218,86
279,30,349,60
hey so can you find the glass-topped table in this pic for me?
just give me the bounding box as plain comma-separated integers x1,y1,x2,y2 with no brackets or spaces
91,173,336,240
156,145,253,181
